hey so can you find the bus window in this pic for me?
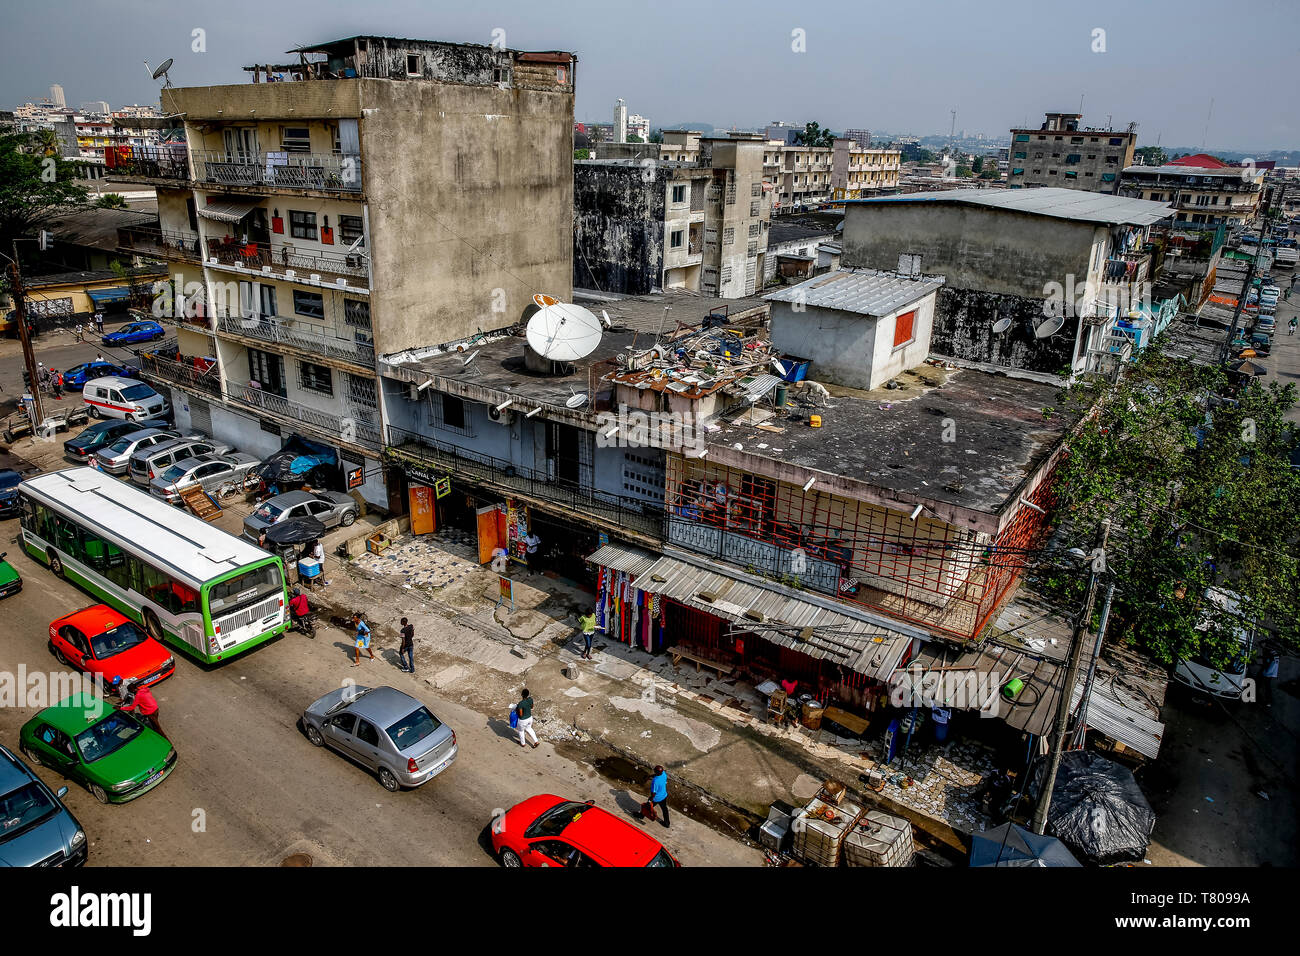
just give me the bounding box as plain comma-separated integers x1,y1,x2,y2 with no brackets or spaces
80,529,108,572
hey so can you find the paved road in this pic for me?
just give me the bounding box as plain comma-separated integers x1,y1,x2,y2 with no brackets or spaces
0,518,759,867
0,319,145,405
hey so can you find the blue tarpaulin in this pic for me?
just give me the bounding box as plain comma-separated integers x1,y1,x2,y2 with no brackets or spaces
86,287,131,305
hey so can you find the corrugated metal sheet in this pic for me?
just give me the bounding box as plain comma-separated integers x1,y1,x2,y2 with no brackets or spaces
1069,684,1164,759
908,641,1065,737
735,373,782,403
765,269,943,317
845,187,1174,226
586,543,658,577
197,198,261,224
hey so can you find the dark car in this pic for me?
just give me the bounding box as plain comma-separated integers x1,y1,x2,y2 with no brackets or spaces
0,470,21,518
101,320,165,346
0,743,87,867
1250,332,1271,356
62,419,150,462
61,361,140,391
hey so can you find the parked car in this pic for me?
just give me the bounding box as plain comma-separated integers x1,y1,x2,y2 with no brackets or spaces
242,489,358,543
61,361,139,391
149,453,262,505
1256,315,1276,333
100,320,165,346
128,435,232,487
1250,332,1272,356
0,743,87,867
82,376,170,423
301,685,457,792
19,694,176,804
92,427,180,475
490,794,680,868
0,469,22,518
63,420,154,463
48,605,175,689
1173,588,1254,701
0,551,22,600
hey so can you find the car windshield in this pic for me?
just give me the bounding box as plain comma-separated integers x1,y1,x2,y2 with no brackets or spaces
525,800,589,839
386,706,442,752
90,619,149,658
207,563,283,617
325,687,373,715
253,503,283,521
76,711,143,763
0,781,59,844
120,384,154,401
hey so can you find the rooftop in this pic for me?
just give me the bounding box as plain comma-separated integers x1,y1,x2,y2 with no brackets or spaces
844,187,1174,225
23,264,167,290
768,221,840,246
765,268,944,317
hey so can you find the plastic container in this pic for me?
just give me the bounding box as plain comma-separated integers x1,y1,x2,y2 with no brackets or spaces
780,358,811,382
802,700,824,730
297,557,322,579
774,383,788,407
809,414,822,428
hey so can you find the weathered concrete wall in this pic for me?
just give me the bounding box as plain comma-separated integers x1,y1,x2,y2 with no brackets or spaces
360,77,574,354
932,286,1078,375
171,83,362,122
573,162,666,295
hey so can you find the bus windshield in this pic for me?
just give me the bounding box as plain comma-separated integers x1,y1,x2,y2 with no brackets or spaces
207,563,283,617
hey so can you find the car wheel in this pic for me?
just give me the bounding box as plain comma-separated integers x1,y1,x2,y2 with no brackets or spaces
90,784,110,805
49,551,64,578
340,510,356,527
306,724,325,747
88,405,101,420
143,609,164,642
53,645,70,666
500,848,523,868
378,767,400,792
217,481,240,501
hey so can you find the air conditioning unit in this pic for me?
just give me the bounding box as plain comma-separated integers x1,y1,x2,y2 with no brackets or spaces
488,405,514,425
404,382,420,401
345,254,363,268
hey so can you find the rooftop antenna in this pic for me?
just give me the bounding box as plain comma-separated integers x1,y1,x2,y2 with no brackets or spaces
148,58,175,89
1202,98,1214,150
525,301,603,363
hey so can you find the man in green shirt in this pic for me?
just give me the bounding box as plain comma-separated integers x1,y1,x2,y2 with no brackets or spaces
579,611,597,660
516,689,538,748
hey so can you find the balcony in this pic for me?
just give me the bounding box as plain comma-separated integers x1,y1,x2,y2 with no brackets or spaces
1104,252,1150,285
386,425,666,543
204,238,369,285
118,225,202,262
138,352,221,398
226,383,381,450
192,150,363,194
214,314,374,370
104,145,189,182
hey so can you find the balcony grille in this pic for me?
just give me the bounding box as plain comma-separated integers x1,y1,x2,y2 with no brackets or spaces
192,150,363,192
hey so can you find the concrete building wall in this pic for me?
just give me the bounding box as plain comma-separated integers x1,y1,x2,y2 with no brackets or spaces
573,162,667,294
1010,127,1135,193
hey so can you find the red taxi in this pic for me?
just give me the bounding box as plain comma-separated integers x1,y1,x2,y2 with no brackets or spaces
48,605,175,688
491,794,680,868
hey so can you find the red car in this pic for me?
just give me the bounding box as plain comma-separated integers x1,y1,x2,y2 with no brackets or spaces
490,794,680,867
48,605,175,688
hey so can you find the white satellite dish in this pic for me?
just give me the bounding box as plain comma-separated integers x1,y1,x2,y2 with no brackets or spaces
1034,316,1065,339
991,317,1013,334
565,392,589,409
526,303,603,362
600,309,613,329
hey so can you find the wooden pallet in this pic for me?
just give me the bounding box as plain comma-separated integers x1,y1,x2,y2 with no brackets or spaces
180,483,222,521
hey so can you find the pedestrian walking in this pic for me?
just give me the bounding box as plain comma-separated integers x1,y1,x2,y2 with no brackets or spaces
1261,645,1280,708
641,765,670,827
523,531,541,566
579,610,597,660
398,617,415,674
93,311,104,337
74,323,84,343
51,369,63,399
351,613,374,666
515,688,538,748
113,676,166,739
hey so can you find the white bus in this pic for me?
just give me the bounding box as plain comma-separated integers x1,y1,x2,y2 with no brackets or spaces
19,467,288,663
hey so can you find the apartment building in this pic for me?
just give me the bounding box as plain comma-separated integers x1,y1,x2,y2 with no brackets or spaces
1119,153,1265,230
830,137,901,200
1008,112,1136,194
114,35,576,508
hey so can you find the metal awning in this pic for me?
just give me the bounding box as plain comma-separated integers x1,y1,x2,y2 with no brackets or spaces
586,543,658,577
1069,683,1165,760
85,287,130,305
197,198,261,223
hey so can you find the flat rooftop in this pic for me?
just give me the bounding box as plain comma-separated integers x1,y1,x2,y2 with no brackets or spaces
707,364,1076,517
844,187,1174,226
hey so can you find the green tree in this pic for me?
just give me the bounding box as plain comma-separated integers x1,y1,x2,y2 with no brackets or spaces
1134,145,1167,165
955,166,974,178
795,122,835,148
574,148,590,160
0,132,88,256
972,156,984,173
1039,343,1300,668
627,134,644,143
648,130,664,145
95,193,128,209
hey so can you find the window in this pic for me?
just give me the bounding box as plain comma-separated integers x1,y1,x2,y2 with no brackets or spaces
289,210,317,240
750,200,760,217
343,299,371,329
670,230,683,249
248,348,285,396
1011,168,1025,176
720,265,732,284
1109,138,1123,146
339,215,364,244
282,127,311,153
292,290,324,319
1106,155,1119,164
406,53,422,75
298,361,333,396
748,223,760,237
1015,134,1029,142
1064,170,1078,178
430,392,470,435
723,227,734,245
893,310,916,348
671,184,686,203
186,197,198,232
1049,169,1058,175
751,182,761,197
1013,151,1026,159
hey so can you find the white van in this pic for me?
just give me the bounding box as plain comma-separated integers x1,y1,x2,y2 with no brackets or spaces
82,376,170,423
1173,588,1254,700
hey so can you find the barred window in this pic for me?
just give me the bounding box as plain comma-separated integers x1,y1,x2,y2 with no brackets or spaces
429,392,472,436
751,182,761,197
298,361,333,396
748,223,760,237
289,210,317,240
339,215,364,244
343,298,371,329
292,290,324,319
723,227,734,245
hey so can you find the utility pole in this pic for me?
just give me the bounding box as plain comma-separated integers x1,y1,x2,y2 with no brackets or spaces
7,242,45,430
1221,178,1272,363
1071,580,1116,750
1032,518,1110,835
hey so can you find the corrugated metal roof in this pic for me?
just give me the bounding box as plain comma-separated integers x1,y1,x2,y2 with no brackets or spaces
765,269,944,317
845,187,1174,226
197,198,260,224
586,543,659,577
1069,683,1165,759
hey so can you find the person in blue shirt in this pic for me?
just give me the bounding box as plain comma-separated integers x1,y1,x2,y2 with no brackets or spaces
352,613,373,666
642,765,670,828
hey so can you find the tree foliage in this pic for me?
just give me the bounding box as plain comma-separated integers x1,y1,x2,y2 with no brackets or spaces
95,193,128,209
1134,145,1167,165
795,122,835,148
0,132,88,255
1038,342,1300,669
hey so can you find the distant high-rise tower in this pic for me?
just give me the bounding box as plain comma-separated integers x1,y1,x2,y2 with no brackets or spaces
614,98,627,144
49,84,66,108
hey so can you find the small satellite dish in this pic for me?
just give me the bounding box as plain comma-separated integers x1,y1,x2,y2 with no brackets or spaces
1034,316,1065,339
151,58,175,87
527,303,603,362
462,349,479,366
566,392,589,409
601,309,612,329
532,293,559,309
991,317,1013,334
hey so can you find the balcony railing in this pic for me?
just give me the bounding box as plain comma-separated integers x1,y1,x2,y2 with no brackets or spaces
386,425,666,542
192,150,363,192
205,238,369,282
138,352,221,398
118,225,202,261
226,383,381,449
214,313,374,368
104,145,189,181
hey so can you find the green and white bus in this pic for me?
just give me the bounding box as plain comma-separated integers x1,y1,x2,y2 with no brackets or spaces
19,467,289,663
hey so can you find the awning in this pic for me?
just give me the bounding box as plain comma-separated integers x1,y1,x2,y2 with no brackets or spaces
1069,683,1164,760
197,198,261,223
587,543,658,577
86,287,131,305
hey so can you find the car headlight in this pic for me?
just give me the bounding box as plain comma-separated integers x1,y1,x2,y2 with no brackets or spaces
163,657,175,671
70,829,86,847
110,781,133,792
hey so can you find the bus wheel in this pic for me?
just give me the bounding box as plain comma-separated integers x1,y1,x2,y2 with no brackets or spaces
49,552,64,577
143,609,164,642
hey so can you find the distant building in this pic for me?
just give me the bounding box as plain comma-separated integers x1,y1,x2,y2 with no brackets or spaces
626,113,650,142
614,98,627,142
843,128,871,148
1008,112,1136,194
81,101,111,115
1119,153,1264,230
764,121,801,145
49,84,66,108
765,140,901,210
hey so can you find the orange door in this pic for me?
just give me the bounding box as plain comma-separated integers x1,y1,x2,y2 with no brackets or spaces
477,504,502,564
409,485,435,535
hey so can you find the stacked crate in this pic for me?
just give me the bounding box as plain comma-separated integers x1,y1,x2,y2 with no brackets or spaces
791,796,863,867
842,809,915,867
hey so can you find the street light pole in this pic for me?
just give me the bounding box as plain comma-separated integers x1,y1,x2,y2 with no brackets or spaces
7,242,45,430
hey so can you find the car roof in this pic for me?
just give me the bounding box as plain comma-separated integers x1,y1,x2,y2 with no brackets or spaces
119,427,172,442
34,694,113,733
345,686,426,726
549,800,666,865
268,490,315,507
53,603,131,634
140,436,206,455
84,376,147,389
0,744,37,793
169,454,219,471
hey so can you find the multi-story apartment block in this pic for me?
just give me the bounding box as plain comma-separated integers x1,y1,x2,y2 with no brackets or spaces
830,137,902,200
761,140,900,211
1119,153,1265,230
1008,112,1136,194
842,127,871,148
114,35,576,508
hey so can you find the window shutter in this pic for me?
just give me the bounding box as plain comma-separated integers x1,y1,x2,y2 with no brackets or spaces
894,310,915,347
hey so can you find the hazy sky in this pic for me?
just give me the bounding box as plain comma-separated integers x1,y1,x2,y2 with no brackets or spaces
3,0,1296,150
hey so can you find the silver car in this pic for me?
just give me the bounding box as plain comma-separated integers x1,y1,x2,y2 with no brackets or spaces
302,686,458,791
242,489,359,543
149,453,262,505
93,427,180,475
128,435,233,487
